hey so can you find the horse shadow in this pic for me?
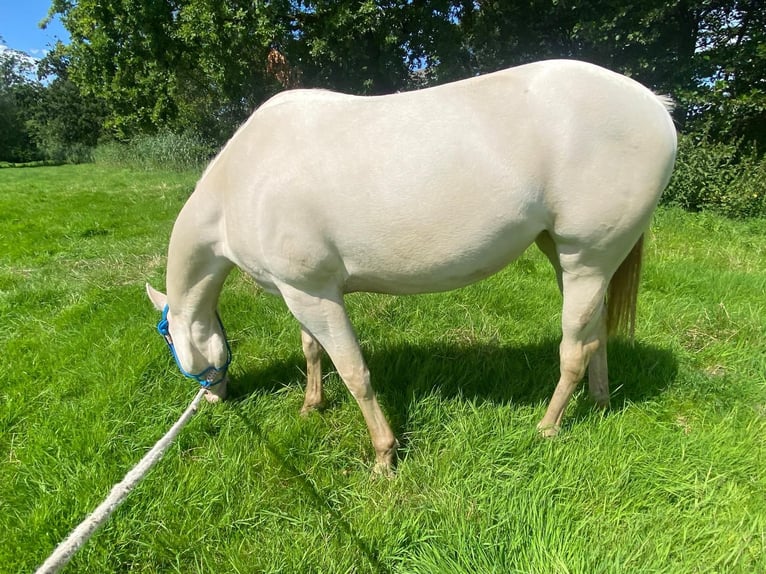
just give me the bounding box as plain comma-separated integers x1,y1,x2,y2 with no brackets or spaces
228,336,678,439
225,337,675,574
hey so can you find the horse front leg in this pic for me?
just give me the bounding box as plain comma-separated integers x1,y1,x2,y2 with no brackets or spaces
300,326,326,415
280,284,398,475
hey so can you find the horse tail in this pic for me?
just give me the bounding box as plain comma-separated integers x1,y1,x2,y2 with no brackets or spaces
606,234,644,338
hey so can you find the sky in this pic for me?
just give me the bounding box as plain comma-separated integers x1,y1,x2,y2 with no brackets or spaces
0,0,70,57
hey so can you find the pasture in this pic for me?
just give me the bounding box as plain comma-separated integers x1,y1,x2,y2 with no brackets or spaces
1,164,765,573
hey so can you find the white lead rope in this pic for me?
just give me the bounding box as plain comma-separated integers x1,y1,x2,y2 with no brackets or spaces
36,388,208,574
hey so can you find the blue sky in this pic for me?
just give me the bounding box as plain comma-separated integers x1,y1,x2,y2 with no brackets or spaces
0,0,70,56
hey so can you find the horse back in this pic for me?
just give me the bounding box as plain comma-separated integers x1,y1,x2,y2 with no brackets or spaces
206,60,676,294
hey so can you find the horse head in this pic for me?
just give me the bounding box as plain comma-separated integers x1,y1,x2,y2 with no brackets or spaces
146,283,230,403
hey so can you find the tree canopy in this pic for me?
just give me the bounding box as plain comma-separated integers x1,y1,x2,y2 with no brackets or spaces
0,39,102,163
1,44,42,162
1,0,763,162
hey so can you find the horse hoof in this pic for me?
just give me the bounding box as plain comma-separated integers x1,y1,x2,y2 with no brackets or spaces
370,440,399,478
593,397,610,410
537,424,560,438
300,401,326,417
372,462,395,479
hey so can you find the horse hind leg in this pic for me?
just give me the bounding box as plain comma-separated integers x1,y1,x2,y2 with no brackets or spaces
536,231,610,410
535,231,563,293
300,326,326,415
587,234,646,410
537,270,609,436
586,314,609,408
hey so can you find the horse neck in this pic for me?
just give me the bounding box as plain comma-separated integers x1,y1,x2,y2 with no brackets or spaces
166,188,233,322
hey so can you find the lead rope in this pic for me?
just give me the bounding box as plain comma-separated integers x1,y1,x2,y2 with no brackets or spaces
35,388,208,574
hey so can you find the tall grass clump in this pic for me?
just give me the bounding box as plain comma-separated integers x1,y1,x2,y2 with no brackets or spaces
662,133,766,218
93,130,216,172
36,141,94,165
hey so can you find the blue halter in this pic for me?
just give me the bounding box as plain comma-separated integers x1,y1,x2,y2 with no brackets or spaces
157,305,232,388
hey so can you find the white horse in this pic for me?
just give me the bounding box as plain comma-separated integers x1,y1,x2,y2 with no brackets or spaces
147,59,676,473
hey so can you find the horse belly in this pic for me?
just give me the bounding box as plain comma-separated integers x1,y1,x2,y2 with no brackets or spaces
342,233,538,295
336,199,545,295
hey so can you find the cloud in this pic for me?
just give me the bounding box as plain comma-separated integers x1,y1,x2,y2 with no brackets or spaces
0,44,40,76
0,44,40,61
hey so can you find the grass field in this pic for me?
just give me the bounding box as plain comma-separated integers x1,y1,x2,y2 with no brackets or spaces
1,164,765,573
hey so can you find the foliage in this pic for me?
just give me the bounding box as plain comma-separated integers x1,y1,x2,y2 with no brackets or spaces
685,0,766,149
663,134,766,218
26,45,104,164
0,42,103,164
48,1,764,151
48,0,291,142
0,48,43,163
2,165,765,572
93,130,216,172
287,0,412,93
412,0,764,148
411,0,698,92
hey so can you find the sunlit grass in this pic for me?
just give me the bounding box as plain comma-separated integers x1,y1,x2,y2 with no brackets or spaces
1,165,764,573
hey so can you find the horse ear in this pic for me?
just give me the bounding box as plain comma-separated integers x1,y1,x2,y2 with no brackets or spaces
146,283,168,311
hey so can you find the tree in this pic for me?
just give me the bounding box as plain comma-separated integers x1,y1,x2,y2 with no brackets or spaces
169,0,295,142
285,0,412,94
687,0,766,149
402,1,698,94
49,0,293,142
28,44,104,162
402,0,764,151
0,45,42,162
0,37,104,163
49,0,764,153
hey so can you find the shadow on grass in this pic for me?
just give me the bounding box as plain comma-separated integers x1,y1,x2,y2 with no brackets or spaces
224,337,675,572
230,337,677,428
229,406,392,574
225,355,396,573
226,335,678,470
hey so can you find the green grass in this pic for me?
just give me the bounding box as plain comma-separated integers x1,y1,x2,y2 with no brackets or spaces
2,165,765,573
